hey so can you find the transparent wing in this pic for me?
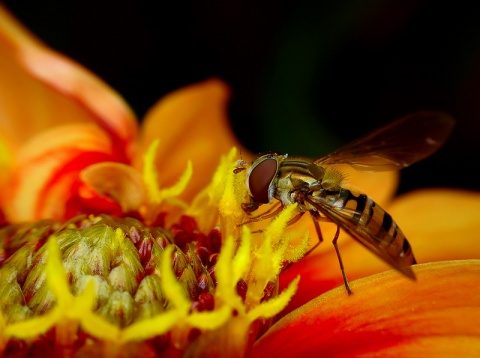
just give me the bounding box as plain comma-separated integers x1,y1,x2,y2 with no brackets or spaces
309,195,416,279
315,111,455,171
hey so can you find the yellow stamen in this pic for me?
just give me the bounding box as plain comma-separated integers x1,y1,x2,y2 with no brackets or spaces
46,234,71,302
211,147,239,204
143,139,162,201
247,276,300,321
143,139,192,207
283,231,311,263
219,147,247,238
232,226,252,283
121,310,180,341
159,160,192,200
215,234,244,311
188,147,244,233
245,230,274,308
185,306,231,329
262,204,298,249
5,311,59,339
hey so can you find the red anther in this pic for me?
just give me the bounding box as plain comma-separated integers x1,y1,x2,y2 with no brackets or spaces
155,235,168,249
198,293,215,311
261,281,277,303
194,246,211,266
121,210,143,222
207,265,216,284
0,250,7,265
190,301,203,312
206,227,222,253
236,279,248,302
0,209,8,229
188,328,201,343
209,253,219,266
171,215,198,233
173,231,191,248
192,232,207,244
143,262,155,276
129,226,142,244
147,334,171,355
149,212,167,228
4,339,28,356
197,274,210,293
137,238,153,263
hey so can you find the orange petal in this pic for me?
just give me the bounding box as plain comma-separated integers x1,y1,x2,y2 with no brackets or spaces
4,123,117,221
0,5,137,160
80,162,146,213
255,260,480,357
136,78,251,201
389,188,480,262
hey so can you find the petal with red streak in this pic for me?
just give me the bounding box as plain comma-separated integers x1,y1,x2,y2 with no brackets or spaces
0,5,137,160
5,124,117,221
80,162,146,213
255,260,480,357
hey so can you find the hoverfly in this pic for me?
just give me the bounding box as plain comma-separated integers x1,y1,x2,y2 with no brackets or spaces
237,111,455,294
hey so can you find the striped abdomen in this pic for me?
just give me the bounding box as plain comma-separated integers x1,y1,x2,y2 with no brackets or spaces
316,187,416,269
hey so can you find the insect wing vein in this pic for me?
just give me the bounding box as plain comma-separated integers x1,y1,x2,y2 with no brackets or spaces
315,111,455,171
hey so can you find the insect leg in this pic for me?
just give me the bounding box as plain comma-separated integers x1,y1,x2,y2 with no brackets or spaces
237,202,283,226
332,225,352,295
302,211,325,256
249,210,305,234
286,211,305,226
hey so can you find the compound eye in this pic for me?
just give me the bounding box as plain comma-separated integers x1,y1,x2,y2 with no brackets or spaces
248,157,278,203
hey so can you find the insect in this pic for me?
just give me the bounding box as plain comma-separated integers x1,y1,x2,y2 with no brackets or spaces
237,111,455,294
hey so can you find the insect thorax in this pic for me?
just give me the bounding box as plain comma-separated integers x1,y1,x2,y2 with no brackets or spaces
273,159,343,208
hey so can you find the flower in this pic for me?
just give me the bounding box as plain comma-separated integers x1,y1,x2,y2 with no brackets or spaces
1,4,480,357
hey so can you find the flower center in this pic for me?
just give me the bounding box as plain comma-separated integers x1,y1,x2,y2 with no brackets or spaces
0,214,223,354
0,215,221,318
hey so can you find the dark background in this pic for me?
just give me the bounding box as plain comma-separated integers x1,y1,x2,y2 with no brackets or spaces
3,0,480,195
